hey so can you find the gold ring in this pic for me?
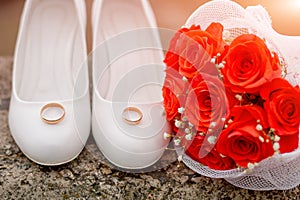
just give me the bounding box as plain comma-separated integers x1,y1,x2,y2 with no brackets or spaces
122,107,143,125
40,103,65,125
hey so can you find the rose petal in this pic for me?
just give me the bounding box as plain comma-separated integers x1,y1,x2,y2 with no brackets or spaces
279,132,299,153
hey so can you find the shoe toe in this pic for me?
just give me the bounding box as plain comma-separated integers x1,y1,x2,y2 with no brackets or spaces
9,98,90,165
92,99,170,169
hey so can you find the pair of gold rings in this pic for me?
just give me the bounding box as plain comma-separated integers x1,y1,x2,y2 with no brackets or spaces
41,104,142,126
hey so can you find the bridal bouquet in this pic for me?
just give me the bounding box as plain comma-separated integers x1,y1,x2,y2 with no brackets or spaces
162,0,300,190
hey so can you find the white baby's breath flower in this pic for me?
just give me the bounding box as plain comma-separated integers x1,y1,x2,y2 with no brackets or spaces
163,132,171,140
182,76,188,82
259,136,265,143
274,135,280,142
207,136,217,144
273,142,280,151
174,120,182,128
235,94,243,101
209,122,217,128
210,57,216,64
247,163,255,170
185,134,193,141
184,128,190,134
174,139,181,146
256,124,263,131
216,63,225,69
178,107,185,114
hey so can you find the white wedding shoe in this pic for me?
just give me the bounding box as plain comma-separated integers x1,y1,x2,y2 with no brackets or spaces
9,0,90,165
92,0,170,169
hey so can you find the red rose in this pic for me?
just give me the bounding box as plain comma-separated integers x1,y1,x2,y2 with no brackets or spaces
216,106,274,167
185,74,228,132
164,25,201,71
279,133,299,154
162,87,180,121
222,34,281,94
164,23,225,79
163,68,188,121
185,135,236,170
261,78,300,136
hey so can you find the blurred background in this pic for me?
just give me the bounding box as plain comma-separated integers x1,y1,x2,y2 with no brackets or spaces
0,0,300,55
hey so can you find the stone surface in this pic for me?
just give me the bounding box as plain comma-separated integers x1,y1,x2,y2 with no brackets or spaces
0,57,299,199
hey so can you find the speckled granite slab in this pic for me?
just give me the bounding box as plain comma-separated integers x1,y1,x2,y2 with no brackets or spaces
0,56,299,199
